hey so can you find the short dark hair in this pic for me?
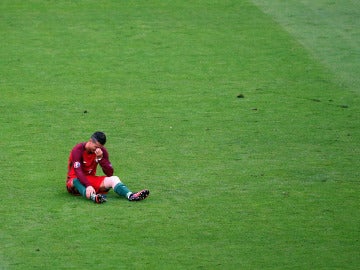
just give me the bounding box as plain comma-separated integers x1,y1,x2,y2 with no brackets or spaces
91,131,107,145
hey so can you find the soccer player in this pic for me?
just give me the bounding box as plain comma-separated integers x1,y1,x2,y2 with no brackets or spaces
66,131,149,203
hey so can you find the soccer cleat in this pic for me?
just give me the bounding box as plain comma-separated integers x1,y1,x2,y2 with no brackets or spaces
90,193,107,204
128,189,150,201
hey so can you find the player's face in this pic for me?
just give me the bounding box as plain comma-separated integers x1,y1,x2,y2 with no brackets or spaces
87,139,103,153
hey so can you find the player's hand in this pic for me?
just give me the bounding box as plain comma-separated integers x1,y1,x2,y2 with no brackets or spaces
95,148,103,159
86,186,96,199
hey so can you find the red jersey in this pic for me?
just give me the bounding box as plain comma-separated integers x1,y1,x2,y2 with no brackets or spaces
67,142,114,187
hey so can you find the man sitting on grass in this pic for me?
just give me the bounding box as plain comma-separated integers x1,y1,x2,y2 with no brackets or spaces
66,131,149,203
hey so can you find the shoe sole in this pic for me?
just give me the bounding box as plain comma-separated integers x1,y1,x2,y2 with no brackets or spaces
130,190,150,201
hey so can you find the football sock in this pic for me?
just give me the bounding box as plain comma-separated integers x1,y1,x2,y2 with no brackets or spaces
114,182,132,199
73,179,86,197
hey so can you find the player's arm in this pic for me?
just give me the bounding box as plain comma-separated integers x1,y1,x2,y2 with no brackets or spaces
95,148,114,176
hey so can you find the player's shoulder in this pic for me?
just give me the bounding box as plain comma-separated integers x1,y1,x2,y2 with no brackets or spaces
71,142,85,153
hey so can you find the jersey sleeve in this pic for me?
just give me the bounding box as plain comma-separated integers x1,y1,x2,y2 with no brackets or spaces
98,148,114,176
71,145,92,187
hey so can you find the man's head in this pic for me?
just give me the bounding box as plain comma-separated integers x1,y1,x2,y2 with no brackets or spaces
85,131,107,153
91,131,106,145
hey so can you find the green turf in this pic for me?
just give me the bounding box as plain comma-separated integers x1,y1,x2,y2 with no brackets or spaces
251,0,360,92
1,0,359,269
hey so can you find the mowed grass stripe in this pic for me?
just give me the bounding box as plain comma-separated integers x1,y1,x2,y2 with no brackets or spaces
251,0,360,92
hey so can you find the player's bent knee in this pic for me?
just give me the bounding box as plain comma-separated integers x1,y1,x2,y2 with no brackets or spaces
103,176,121,189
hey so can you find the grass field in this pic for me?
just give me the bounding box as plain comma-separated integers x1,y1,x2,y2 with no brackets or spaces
1,0,359,269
